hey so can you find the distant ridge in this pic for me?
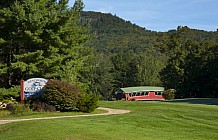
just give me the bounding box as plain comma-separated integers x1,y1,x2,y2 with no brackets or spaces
81,11,217,53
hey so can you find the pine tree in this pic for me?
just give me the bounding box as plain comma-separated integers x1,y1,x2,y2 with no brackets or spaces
0,0,90,88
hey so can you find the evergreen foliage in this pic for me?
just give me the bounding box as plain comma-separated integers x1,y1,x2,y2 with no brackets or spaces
0,0,90,89
0,86,20,100
81,53,114,99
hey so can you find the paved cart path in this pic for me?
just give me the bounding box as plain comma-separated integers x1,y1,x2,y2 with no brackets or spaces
0,107,130,125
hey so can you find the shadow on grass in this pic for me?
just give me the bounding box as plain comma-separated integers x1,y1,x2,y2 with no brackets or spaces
165,98,218,106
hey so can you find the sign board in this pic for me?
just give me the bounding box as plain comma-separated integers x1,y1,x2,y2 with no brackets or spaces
24,78,48,98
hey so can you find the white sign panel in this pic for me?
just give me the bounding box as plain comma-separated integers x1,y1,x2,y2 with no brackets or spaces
24,78,48,97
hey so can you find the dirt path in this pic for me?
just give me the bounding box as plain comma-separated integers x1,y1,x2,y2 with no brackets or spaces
0,107,130,125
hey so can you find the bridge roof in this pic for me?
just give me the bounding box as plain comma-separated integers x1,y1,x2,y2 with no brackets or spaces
121,86,164,93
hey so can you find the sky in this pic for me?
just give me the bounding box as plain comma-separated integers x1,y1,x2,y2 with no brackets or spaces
69,0,218,32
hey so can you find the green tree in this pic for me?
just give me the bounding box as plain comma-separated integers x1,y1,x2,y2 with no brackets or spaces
196,45,218,97
81,53,114,99
128,54,164,86
111,51,134,88
111,51,164,89
0,0,90,88
160,35,218,98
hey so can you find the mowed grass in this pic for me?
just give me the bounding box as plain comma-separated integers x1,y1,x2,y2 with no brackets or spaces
0,100,218,140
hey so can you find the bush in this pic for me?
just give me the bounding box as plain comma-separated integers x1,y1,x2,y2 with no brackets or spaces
30,101,56,112
0,98,18,110
77,93,99,113
130,98,136,101
43,80,81,112
162,89,175,100
6,102,31,115
0,110,10,118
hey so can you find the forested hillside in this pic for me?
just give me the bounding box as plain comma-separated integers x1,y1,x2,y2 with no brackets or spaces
81,11,159,53
0,1,217,100
81,11,218,98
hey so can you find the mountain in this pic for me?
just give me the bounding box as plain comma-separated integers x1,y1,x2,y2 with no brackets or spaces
81,11,218,54
81,11,160,53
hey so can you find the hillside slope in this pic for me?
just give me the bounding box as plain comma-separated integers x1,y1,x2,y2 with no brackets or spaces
81,11,159,53
81,11,218,54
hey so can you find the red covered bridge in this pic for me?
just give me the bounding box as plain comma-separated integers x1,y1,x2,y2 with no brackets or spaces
116,86,165,101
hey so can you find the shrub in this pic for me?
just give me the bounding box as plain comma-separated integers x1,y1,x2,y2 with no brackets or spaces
130,98,136,101
162,89,175,100
77,93,99,113
43,80,81,112
0,110,10,118
6,102,31,115
26,97,56,112
30,101,56,112
0,98,18,110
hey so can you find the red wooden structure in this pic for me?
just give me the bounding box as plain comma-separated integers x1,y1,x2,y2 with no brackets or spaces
117,86,165,101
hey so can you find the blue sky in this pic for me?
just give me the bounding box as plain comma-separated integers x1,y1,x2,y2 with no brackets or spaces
69,0,218,32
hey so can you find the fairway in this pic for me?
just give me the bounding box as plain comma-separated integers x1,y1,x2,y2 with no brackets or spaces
0,100,218,140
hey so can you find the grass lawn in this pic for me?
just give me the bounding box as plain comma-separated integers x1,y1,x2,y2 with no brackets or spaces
0,100,218,140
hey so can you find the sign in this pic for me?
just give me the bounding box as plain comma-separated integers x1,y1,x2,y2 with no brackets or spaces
24,78,48,98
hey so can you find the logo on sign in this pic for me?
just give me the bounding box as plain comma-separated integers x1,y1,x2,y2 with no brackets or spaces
24,78,48,98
